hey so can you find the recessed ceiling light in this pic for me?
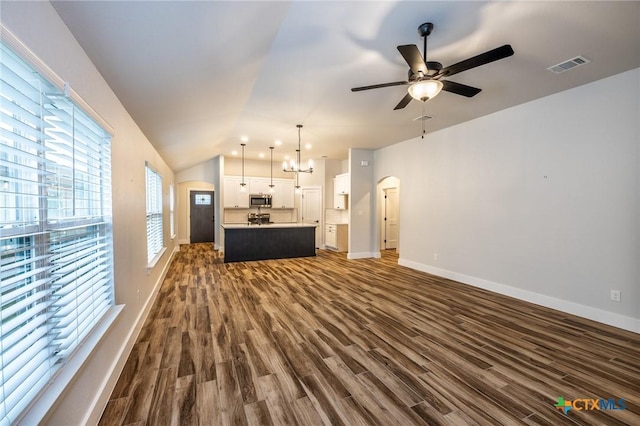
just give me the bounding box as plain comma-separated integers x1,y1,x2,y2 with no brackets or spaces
259,153,265,158
240,135,249,142
284,154,290,160
231,150,238,156
275,140,282,146
305,143,312,149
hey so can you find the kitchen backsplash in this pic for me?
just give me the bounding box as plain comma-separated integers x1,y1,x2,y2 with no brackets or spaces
325,208,348,224
224,208,297,224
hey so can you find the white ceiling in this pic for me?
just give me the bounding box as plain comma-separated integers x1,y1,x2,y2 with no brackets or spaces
51,1,640,172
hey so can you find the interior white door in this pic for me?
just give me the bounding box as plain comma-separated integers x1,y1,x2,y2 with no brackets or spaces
384,187,399,249
301,187,322,248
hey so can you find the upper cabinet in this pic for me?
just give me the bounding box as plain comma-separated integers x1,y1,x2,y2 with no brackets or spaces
333,173,349,209
271,179,295,209
223,176,250,208
224,176,295,209
334,173,350,195
249,177,270,195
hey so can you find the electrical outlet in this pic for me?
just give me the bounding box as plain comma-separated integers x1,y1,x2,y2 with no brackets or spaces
433,253,438,260
610,290,621,302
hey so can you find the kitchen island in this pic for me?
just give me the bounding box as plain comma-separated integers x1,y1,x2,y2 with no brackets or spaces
221,223,317,263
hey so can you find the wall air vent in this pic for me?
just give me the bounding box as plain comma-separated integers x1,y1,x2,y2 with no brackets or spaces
547,56,590,74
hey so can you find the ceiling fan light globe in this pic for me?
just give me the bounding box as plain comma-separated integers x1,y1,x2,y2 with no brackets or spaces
408,80,443,102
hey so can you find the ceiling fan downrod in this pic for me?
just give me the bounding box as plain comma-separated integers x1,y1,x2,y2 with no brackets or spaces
418,22,434,71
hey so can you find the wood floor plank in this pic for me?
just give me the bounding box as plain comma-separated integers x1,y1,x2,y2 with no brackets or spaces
255,374,299,426
216,360,248,425
196,380,220,426
100,244,640,425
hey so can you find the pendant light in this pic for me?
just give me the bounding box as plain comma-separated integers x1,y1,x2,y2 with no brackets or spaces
239,143,247,192
268,146,275,193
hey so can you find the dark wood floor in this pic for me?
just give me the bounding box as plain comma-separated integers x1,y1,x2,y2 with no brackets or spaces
100,244,640,425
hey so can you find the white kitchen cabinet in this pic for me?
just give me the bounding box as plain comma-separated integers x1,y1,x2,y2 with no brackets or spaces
249,177,270,195
333,193,347,210
325,223,348,252
333,173,349,210
223,176,250,208
272,179,295,208
334,173,349,195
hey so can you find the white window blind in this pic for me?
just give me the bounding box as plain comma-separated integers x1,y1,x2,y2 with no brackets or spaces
145,164,163,264
0,41,114,424
169,183,175,238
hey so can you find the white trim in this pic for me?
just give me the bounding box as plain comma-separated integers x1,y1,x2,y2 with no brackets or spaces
398,258,640,334
347,251,381,260
146,246,167,272
17,305,124,426
0,24,114,135
83,246,179,425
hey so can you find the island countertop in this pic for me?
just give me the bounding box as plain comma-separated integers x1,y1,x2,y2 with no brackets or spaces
221,223,317,229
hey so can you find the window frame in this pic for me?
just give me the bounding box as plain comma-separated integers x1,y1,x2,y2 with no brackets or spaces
145,162,165,268
0,29,118,425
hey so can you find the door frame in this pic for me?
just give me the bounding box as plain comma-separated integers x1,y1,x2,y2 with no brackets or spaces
383,187,399,250
377,177,400,255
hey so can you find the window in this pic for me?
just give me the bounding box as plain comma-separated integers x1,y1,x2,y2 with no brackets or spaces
145,163,163,265
169,183,175,238
195,193,211,205
0,41,114,423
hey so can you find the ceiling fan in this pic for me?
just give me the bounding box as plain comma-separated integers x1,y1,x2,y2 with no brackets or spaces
351,22,514,110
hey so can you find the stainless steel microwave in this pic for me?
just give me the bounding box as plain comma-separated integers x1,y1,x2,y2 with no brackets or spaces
249,194,272,208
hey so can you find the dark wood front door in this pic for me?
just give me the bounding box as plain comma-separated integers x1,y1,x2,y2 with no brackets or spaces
190,191,215,243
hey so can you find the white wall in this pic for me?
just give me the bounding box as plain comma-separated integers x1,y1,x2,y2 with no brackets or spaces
374,69,640,332
1,2,179,424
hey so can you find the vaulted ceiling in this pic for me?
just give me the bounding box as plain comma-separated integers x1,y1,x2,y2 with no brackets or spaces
51,1,640,172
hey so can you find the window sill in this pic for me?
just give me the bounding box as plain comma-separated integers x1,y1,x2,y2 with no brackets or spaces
17,305,124,425
147,247,167,273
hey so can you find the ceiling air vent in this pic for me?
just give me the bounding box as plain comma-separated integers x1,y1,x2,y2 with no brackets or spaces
547,56,590,74
413,114,432,122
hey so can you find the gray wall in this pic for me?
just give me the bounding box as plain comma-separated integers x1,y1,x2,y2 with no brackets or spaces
374,69,640,332
348,149,376,258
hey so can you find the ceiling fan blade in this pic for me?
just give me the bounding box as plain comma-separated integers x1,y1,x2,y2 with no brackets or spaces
393,93,413,110
440,44,514,77
397,44,428,75
441,80,482,97
351,81,407,92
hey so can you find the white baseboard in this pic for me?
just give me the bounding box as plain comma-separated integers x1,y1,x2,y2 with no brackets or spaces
399,258,640,334
86,246,179,424
178,238,190,245
347,251,381,259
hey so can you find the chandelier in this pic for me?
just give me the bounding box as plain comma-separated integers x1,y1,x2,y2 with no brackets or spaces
282,124,313,175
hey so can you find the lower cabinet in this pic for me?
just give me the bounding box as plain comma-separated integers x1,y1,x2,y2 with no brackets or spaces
325,223,348,252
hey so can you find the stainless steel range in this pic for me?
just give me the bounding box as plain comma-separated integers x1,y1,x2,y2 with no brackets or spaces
248,212,272,225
